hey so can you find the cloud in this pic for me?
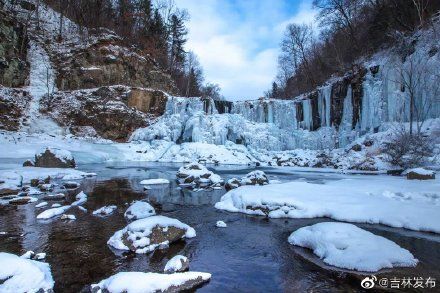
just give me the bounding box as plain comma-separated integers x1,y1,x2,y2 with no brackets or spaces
177,0,317,100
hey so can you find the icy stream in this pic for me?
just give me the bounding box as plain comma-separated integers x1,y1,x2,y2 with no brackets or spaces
0,162,439,292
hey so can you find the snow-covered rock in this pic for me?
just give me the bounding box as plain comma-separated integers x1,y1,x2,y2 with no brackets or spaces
91,271,211,293
164,255,189,273
176,162,223,189
63,181,80,189
42,193,65,201
0,252,54,293
225,170,269,190
71,191,87,206
216,221,227,228
51,203,61,208
61,214,76,220
108,215,196,254
404,168,435,180
215,176,440,233
93,205,117,216
35,201,48,208
124,201,155,221
37,205,71,219
35,147,76,168
288,222,418,272
21,251,46,261
139,178,170,185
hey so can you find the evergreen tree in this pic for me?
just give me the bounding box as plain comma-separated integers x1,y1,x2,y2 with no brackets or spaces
169,13,187,74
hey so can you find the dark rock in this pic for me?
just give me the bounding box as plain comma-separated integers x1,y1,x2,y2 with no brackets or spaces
9,196,33,205
225,178,241,191
351,144,362,152
23,159,35,167
406,169,435,180
30,179,39,187
0,185,20,195
63,182,80,189
35,148,75,168
42,193,66,201
363,140,374,147
387,169,404,176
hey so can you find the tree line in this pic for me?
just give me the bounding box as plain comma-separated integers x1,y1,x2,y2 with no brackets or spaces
267,0,440,100
40,0,221,98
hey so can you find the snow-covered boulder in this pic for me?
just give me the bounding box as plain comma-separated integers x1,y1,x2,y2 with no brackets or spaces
0,252,54,293
288,222,418,272
0,172,22,196
37,205,71,219
63,181,80,189
108,215,196,254
42,193,65,201
124,201,155,221
91,271,211,293
35,147,76,168
61,214,76,220
140,178,170,185
176,162,223,189
71,191,87,206
93,205,117,216
240,170,269,185
8,196,37,205
404,168,435,180
164,255,189,273
225,170,269,191
22,159,35,167
216,221,227,228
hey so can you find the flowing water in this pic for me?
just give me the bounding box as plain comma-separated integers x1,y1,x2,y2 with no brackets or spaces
1,162,439,292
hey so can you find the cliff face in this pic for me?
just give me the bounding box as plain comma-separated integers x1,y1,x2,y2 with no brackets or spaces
54,30,177,94
40,86,168,141
0,1,176,140
0,8,29,87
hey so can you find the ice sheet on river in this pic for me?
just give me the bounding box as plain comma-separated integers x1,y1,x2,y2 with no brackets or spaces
215,176,440,233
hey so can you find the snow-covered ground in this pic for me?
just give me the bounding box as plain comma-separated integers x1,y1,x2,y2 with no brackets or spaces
288,222,418,272
215,175,440,233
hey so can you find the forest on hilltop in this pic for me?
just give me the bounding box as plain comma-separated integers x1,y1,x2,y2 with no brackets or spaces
267,0,440,100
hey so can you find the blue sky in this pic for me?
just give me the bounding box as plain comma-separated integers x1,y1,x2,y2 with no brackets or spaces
177,0,316,100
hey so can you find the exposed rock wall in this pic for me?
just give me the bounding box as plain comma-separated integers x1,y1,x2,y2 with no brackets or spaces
55,35,177,94
0,87,30,130
0,9,29,87
40,86,168,141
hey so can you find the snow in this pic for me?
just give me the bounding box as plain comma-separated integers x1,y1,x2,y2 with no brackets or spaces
37,205,71,219
403,168,435,176
36,147,73,163
216,221,227,228
164,255,188,273
124,201,156,221
176,162,223,188
36,202,48,208
93,205,117,216
61,214,76,220
71,191,87,206
288,222,418,272
0,167,88,184
92,271,211,293
139,179,170,185
51,203,61,208
108,215,196,254
215,176,440,233
0,252,54,293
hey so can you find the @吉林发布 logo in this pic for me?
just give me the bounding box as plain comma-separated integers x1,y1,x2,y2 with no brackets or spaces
361,276,377,289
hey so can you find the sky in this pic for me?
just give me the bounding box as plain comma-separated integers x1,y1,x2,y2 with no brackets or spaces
176,0,317,100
